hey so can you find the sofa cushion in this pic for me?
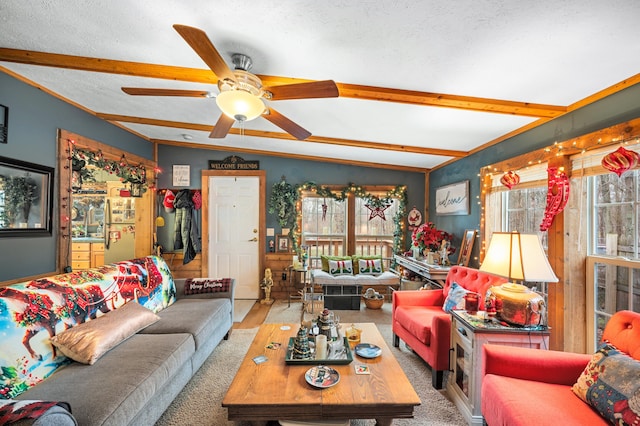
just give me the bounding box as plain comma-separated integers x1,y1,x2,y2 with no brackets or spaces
352,255,385,274
572,343,640,425
483,374,608,426
50,302,160,365
394,306,449,345
442,282,469,312
328,259,353,275
182,278,232,295
320,256,352,272
355,270,399,285
355,258,383,275
139,298,231,351
18,333,195,426
312,269,357,285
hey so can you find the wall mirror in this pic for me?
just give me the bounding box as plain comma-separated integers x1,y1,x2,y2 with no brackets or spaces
0,155,54,236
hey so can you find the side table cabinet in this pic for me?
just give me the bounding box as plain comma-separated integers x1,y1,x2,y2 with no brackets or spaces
446,310,550,425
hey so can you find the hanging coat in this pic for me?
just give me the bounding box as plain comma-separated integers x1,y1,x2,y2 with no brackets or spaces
173,189,201,264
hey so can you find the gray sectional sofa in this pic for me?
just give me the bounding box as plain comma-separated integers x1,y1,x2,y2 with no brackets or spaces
0,256,234,426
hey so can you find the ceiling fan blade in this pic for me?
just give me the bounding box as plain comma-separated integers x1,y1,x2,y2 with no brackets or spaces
122,87,211,97
263,108,312,140
264,80,339,101
209,114,235,138
173,24,236,82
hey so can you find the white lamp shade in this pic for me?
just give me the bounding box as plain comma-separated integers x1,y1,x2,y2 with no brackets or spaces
216,90,265,122
480,232,558,282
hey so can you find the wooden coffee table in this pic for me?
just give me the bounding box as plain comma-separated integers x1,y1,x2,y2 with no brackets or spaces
222,322,421,425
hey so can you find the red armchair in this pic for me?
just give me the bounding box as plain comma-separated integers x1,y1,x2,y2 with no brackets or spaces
482,310,640,425
392,265,507,388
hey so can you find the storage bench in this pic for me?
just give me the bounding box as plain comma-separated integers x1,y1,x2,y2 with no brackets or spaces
311,269,400,310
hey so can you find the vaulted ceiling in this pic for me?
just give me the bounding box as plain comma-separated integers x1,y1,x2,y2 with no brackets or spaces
1,1,639,172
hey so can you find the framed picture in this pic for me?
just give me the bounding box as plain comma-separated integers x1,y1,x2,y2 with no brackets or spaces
276,234,290,252
457,229,477,266
435,180,469,216
172,165,190,186
0,156,55,236
0,104,7,144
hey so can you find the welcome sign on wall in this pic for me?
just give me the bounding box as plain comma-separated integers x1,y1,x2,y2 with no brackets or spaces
435,180,469,215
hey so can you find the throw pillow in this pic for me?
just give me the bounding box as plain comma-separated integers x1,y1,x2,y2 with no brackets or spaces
352,255,385,273
328,259,353,275
572,343,640,425
183,278,232,295
50,302,160,365
356,258,383,275
320,255,352,273
0,400,75,425
442,282,469,312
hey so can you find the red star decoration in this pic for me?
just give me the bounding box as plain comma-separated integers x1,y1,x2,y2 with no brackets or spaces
366,204,390,221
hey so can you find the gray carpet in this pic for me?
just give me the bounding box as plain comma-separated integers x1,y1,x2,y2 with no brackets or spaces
156,300,465,425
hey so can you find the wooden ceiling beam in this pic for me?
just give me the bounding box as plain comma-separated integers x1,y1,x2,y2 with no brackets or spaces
0,48,565,118
151,138,430,173
96,113,467,157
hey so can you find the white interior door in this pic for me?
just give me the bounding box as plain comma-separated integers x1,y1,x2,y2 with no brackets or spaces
208,176,260,299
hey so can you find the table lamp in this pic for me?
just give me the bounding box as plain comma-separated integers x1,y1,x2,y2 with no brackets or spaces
480,232,558,326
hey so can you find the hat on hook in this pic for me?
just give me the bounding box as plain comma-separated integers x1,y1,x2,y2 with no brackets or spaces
163,189,175,213
192,190,202,210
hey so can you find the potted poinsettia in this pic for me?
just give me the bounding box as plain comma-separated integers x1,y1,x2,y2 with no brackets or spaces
411,222,454,263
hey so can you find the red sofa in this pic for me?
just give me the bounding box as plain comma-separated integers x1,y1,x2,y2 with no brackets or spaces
482,310,640,425
392,265,507,388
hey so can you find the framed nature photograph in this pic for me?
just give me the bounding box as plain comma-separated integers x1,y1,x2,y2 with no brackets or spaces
457,229,477,266
276,234,290,252
435,180,469,216
0,156,54,236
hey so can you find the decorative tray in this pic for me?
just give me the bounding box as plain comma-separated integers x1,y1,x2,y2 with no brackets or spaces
285,337,354,365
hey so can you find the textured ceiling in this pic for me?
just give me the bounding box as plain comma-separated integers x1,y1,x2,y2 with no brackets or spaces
1,0,639,170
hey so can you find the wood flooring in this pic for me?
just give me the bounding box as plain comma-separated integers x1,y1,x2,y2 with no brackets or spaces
233,300,271,329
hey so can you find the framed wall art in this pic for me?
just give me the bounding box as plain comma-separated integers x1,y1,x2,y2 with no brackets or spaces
276,234,291,252
172,165,190,186
0,156,54,236
0,104,7,144
435,180,469,216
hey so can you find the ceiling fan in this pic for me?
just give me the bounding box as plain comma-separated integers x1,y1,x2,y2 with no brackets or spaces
122,24,339,140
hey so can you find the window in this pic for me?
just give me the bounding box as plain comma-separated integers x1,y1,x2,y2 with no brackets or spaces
354,195,398,259
587,169,640,350
300,196,346,264
298,185,404,269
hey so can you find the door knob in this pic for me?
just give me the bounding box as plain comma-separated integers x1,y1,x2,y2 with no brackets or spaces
248,237,258,242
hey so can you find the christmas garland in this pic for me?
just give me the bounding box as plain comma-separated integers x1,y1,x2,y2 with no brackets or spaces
72,148,148,192
268,178,298,229
290,182,407,255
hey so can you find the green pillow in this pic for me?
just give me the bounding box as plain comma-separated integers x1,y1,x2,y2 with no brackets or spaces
320,255,352,272
351,255,384,274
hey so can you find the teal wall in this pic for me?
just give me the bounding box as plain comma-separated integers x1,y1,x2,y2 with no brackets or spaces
2,67,638,280
429,83,640,268
155,144,426,253
0,72,152,281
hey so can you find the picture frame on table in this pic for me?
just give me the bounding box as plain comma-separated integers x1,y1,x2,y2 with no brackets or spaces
457,229,477,266
276,234,290,252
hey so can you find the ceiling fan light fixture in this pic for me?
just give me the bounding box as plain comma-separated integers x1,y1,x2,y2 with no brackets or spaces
216,89,265,122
